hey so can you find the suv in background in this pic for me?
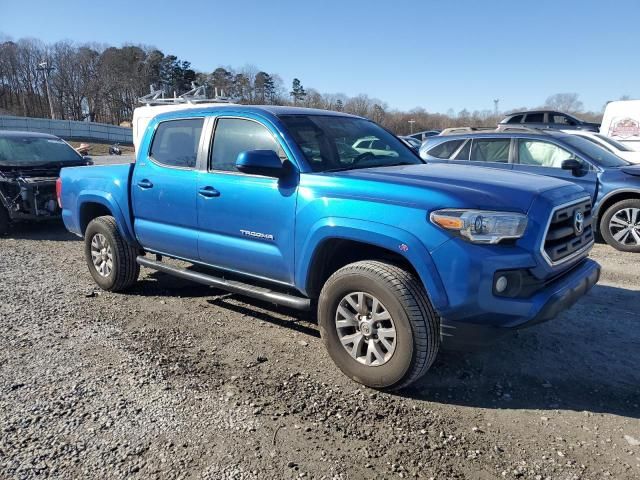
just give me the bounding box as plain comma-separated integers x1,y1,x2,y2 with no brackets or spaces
420,127,640,252
499,110,600,132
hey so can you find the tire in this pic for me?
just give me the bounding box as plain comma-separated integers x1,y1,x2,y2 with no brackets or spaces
318,260,440,390
599,199,640,253
84,216,139,291
0,205,9,235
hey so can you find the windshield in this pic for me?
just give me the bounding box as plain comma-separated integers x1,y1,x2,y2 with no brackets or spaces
0,136,83,166
594,133,633,152
279,115,422,172
562,135,630,167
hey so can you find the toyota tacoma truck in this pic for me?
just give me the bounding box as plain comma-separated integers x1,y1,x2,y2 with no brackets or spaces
58,105,601,390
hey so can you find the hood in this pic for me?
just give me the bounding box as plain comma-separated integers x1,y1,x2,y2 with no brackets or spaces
331,163,583,212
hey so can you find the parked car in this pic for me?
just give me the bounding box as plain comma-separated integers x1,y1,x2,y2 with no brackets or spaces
499,110,600,132
0,130,91,235
409,130,440,142
420,127,640,251
561,130,640,164
398,135,422,151
59,106,599,390
600,99,640,151
352,136,399,157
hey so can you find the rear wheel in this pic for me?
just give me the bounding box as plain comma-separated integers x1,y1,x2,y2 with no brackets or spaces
318,260,440,390
600,199,640,252
84,216,139,291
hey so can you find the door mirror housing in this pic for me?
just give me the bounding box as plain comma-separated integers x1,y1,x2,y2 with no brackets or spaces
83,156,94,165
561,158,587,177
236,150,283,177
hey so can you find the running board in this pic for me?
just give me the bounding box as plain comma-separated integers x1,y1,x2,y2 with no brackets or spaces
136,256,311,310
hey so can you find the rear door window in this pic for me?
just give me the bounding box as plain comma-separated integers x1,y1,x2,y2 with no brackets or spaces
427,140,464,159
150,118,204,168
470,138,511,163
524,113,545,123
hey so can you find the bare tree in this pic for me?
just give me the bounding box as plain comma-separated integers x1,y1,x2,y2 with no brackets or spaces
545,93,584,113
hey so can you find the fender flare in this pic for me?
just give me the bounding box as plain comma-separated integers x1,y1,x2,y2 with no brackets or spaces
75,191,137,244
295,217,449,312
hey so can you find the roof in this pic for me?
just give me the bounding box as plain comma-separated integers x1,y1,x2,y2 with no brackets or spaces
0,130,60,139
503,110,561,116
150,104,360,122
426,127,570,142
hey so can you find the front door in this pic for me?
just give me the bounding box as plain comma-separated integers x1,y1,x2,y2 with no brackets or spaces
512,139,598,200
197,116,298,285
132,117,204,259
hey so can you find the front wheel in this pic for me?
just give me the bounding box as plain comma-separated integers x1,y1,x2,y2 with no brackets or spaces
318,260,440,390
84,216,140,291
600,199,640,252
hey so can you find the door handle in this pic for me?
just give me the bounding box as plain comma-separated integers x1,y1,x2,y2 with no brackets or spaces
198,186,220,198
137,179,153,189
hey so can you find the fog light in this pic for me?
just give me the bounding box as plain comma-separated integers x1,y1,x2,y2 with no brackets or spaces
495,275,508,293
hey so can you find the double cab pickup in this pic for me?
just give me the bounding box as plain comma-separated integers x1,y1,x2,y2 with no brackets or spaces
59,105,600,389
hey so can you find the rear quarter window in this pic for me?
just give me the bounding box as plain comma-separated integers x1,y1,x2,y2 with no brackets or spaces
427,140,464,159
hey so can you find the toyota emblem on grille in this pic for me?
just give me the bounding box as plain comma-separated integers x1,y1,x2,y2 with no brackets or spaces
573,210,585,235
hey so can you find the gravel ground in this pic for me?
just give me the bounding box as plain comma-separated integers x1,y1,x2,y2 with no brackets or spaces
0,224,639,480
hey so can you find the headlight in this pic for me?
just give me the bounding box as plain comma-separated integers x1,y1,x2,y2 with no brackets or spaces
430,209,527,244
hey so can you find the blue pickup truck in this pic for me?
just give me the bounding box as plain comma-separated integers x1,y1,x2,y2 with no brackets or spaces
59,106,600,390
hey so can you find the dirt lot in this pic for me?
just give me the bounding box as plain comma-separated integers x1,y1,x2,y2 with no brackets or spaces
0,224,638,480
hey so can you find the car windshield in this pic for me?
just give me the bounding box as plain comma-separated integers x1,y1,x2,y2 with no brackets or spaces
0,136,83,166
562,135,630,167
594,133,633,152
279,115,422,172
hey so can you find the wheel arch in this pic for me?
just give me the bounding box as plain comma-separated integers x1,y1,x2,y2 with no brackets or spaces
297,219,449,312
75,192,136,244
595,189,640,230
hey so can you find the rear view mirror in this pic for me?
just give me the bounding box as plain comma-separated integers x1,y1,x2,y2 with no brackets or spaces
561,158,586,177
236,150,282,177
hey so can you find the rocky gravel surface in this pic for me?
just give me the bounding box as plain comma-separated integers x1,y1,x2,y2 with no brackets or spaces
0,224,639,479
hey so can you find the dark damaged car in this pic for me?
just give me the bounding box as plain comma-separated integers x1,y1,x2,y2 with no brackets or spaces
0,131,91,234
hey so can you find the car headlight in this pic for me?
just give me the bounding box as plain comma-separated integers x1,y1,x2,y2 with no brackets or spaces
430,209,528,244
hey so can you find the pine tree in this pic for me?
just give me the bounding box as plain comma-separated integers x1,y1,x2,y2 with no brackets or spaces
290,78,306,105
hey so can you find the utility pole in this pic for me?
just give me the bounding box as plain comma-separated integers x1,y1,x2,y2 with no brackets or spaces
37,61,56,120
493,98,500,116
408,119,415,135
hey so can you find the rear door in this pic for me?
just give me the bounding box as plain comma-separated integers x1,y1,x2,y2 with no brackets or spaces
196,115,298,284
512,138,598,199
132,117,204,259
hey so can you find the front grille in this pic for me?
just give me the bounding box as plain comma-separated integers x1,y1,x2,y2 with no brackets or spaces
542,198,593,264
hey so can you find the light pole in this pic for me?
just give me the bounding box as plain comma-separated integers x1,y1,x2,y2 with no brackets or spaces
408,119,415,135
37,61,56,120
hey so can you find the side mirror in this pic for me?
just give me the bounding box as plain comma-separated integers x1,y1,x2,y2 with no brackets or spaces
83,156,93,166
236,150,283,177
561,158,586,177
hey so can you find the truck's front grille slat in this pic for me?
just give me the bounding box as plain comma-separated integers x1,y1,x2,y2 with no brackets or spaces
542,199,593,265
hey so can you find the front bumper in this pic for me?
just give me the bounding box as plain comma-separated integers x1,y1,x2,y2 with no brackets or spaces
439,257,600,349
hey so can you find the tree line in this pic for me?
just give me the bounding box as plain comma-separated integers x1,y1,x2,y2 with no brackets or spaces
0,36,608,134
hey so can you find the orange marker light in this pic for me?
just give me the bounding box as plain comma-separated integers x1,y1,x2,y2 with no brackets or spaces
432,215,463,230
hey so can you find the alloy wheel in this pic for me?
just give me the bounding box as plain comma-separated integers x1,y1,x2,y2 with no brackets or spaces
335,291,397,366
609,207,640,246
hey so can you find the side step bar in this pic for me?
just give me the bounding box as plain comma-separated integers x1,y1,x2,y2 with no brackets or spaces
136,256,311,310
